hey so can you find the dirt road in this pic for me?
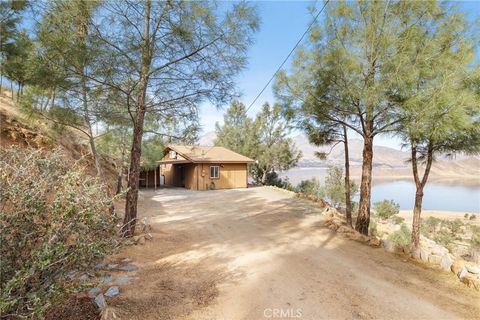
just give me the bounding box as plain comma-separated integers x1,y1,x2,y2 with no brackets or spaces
110,187,480,320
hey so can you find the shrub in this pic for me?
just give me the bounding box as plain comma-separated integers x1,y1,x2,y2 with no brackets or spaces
323,166,358,207
0,147,117,318
296,177,323,198
373,199,400,220
369,219,378,237
388,224,411,247
420,216,442,237
391,215,405,225
470,214,477,221
465,213,470,219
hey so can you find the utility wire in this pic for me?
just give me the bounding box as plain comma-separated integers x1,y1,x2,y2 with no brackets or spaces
245,0,330,113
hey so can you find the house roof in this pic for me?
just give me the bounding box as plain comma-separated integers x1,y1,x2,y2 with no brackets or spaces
159,145,255,164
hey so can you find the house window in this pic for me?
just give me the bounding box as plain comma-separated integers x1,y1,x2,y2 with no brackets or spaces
209,165,219,179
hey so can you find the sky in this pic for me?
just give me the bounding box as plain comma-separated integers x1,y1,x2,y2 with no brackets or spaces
198,0,480,150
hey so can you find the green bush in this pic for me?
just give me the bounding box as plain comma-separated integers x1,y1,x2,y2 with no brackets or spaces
323,166,358,207
296,177,323,198
369,219,378,237
0,147,117,318
373,199,400,220
470,214,477,221
388,224,411,247
391,215,405,225
420,216,442,238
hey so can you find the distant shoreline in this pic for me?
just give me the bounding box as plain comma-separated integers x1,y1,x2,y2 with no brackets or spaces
399,210,480,223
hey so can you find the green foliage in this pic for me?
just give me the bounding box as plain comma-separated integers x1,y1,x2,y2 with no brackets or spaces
373,200,400,220
420,216,442,237
391,215,405,225
215,101,301,185
469,214,477,221
388,224,412,247
324,166,358,207
369,219,378,237
0,147,117,318
470,225,480,249
296,177,323,198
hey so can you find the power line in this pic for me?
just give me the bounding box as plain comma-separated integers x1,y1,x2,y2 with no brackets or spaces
245,0,330,113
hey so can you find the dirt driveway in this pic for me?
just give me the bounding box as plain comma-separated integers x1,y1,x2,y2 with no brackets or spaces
110,187,479,320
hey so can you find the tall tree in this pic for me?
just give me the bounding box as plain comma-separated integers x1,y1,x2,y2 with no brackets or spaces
91,1,259,236
37,0,105,176
276,1,459,235
214,101,258,158
252,102,302,185
0,0,27,94
392,3,480,249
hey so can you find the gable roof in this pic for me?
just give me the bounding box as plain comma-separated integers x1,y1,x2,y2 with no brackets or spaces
160,145,255,164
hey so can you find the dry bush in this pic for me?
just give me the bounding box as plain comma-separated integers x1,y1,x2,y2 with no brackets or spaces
0,147,117,318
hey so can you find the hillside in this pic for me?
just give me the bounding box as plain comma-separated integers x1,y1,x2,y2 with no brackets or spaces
0,92,117,186
198,131,480,180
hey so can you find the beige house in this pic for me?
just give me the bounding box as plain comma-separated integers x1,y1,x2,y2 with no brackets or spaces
157,145,254,190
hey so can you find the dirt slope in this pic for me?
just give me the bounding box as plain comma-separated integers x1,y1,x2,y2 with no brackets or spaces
109,187,480,320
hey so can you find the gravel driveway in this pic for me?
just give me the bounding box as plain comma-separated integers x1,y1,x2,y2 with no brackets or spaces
110,187,480,320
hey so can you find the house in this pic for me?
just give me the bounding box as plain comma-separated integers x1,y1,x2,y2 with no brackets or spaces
156,145,255,190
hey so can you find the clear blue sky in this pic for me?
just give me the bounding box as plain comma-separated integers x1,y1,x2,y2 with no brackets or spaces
199,0,480,150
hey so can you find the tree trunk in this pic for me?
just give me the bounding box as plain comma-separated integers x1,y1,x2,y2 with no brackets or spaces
410,139,434,249
122,0,152,237
10,82,13,100
355,135,373,235
116,172,123,195
343,125,352,227
0,73,3,94
411,187,424,249
261,169,267,185
50,87,56,110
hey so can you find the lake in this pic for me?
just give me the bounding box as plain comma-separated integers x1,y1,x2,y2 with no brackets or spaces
280,167,480,213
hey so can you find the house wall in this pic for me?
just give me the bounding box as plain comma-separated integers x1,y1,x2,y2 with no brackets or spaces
159,162,248,190
197,163,248,190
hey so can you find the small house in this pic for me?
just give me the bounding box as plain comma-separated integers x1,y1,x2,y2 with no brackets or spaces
157,145,254,190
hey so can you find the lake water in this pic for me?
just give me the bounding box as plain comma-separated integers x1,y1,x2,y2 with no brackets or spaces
280,168,480,213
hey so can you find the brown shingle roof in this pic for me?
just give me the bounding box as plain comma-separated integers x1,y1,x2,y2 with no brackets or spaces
160,145,255,164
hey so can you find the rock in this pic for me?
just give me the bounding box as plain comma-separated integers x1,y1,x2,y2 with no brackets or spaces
144,233,153,240
95,294,107,310
367,237,381,247
116,265,138,271
100,274,113,284
337,226,355,234
122,258,133,263
107,264,119,270
431,245,448,256
460,274,480,291
451,260,465,275
411,247,421,260
420,247,430,263
66,270,77,280
466,264,480,274
381,239,396,252
88,287,101,297
440,254,453,272
105,286,119,297
328,223,339,231
114,275,132,285
79,274,90,282
95,263,107,270
428,254,442,265
458,267,468,279
133,235,146,245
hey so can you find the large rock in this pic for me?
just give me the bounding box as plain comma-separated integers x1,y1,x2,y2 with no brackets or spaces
88,287,101,297
95,294,107,310
458,267,468,279
431,245,449,256
466,264,480,274
367,237,381,247
451,260,466,275
428,254,442,265
460,274,480,291
420,247,430,263
381,239,396,252
105,286,119,297
440,254,453,272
